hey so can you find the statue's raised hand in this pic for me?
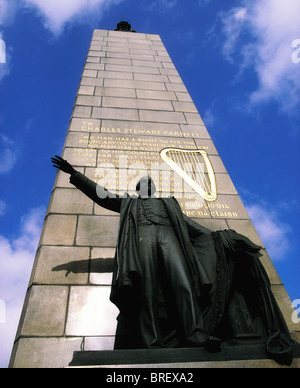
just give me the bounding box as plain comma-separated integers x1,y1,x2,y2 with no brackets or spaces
51,155,75,175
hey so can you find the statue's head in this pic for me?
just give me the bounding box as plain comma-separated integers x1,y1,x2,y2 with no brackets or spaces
136,176,156,197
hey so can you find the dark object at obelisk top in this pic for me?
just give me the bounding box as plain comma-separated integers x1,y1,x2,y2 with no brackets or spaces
115,21,136,32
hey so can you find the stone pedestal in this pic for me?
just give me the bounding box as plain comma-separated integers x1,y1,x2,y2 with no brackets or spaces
68,343,300,369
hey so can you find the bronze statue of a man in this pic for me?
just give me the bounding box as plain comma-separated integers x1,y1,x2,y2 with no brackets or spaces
52,155,294,363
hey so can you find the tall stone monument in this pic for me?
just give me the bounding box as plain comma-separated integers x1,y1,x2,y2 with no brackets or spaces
9,24,299,368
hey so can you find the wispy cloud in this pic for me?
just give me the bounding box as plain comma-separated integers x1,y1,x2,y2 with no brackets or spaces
22,0,124,35
202,106,217,132
198,0,211,8
245,201,292,261
146,0,178,13
0,0,18,25
218,0,300,116
0,206,45,368
159,0,178,8
0,134,18,174
0,0,125,80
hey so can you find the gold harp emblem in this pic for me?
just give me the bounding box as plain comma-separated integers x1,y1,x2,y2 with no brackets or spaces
160,148,217,201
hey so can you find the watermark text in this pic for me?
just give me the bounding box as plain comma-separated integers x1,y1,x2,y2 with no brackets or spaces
0,299,6,324
95,155,207,209
0,39,6,64
292,299,300,324
292,39,300,64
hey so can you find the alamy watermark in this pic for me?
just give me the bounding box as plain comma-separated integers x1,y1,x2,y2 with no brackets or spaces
0,38,6,64
94,155,206,209
291,39,300,64
0,299,6,324
292,299,300,324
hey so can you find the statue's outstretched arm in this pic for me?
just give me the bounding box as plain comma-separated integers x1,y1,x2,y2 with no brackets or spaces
51,155,76,175
51,155,122,213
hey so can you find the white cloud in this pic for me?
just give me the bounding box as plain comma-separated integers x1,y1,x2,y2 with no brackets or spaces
22,0,124,35
202,106,216,131
0,0,18,25
0,206,45,368
219,0,300,116
218,6,248,63
0,0,123,81
0,134,18,174
246,202,292,261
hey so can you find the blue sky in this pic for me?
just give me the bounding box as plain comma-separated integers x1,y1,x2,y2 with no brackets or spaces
0,0,299,367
